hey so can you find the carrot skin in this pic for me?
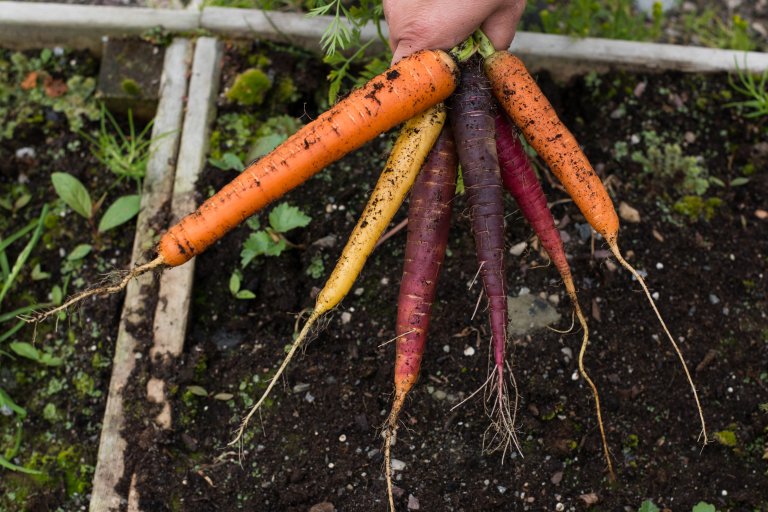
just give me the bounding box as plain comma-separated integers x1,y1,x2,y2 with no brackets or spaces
393,127,457,402
448,60,508,381
485,52,619,243
495,113,571,281
158,50,459,267
386,126,456,511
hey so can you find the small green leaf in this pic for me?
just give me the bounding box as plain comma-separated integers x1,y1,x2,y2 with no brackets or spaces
692,502,717,512
9,341,41,362
39,352,63,367
248,133,285,160
715,429,737,447
43,403,59,421
31,264,51,281
67,244,92,261
208,152,244,171
213,392,234,401
51,285,63,305
229,272,241,295
269,203,311,233
0,455,42,475
187,385,208,397
98,194,141,232
638,500,659,512
51,172,92,219
245,216,261,231
14,194,31,210
730,177,750,187
241,231,272,267
264,236,287,257
0,388,27,418
236,290,256,300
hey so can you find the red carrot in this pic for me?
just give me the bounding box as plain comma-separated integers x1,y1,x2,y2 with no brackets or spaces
495,112,614,479
384,127,457,511
448,57,517,455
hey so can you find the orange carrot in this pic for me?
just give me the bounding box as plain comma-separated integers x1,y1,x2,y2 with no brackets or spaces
484,47,708,445
27,50,459,323
159,50,458,267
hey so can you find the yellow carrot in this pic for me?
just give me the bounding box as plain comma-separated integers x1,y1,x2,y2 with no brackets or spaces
231,104,448,445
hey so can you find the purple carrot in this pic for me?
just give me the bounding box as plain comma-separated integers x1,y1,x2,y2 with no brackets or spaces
448,58,517,455
384,127,457,511
495,111,614,479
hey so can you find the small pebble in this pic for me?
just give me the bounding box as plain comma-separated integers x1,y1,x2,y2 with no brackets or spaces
407,495,420,510
309,501,335,512
619,201,641,223
338,434,347,442
509,241,527,256
651,291,660,300
367,449,380,459
312,235,337,248
709,294,720,305
463,346,475,356
561,347,573,360
353,287,364,296
15,147,35,159
548,294,560,305
293,383,310,393
340,312,352,324
684,131,697,144
576,223,593,240
433,390,447,401
497,485,507,494
571,370,579,381
555,503,565,511
304,392,315,403
655,262,664,270
755,209,768,220
380,277,390,285
390,459,406,471
442,344,450,353
551,471,563,484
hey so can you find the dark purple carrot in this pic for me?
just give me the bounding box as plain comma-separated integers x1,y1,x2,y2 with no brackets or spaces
495,112,615,479
383,127,457,511
448,57,517,455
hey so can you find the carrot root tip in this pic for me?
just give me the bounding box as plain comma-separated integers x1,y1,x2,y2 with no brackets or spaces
19,256,165,324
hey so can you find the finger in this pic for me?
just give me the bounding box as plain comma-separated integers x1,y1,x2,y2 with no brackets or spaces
481,0,527,50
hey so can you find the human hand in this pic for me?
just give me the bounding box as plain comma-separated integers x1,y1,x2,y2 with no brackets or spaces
383,0,526,63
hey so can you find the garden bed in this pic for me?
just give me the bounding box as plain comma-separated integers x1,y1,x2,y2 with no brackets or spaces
1,8,767,510
110,41,767,511
0,46,142,510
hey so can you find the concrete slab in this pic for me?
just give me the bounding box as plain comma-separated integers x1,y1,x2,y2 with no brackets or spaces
97,38,165,120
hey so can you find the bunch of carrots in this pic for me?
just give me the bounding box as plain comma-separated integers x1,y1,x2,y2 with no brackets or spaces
29,30,707,509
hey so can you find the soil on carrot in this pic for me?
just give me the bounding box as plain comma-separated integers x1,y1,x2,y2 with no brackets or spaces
105,41,768,512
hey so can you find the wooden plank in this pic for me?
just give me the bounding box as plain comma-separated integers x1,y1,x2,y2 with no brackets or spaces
89,37,192,512
511,32,768,78
148,37,223,431
200,7,385,53
0,2,198,53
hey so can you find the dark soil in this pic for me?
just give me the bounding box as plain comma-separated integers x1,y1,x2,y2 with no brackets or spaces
113,42,768,512
0,48,150,511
